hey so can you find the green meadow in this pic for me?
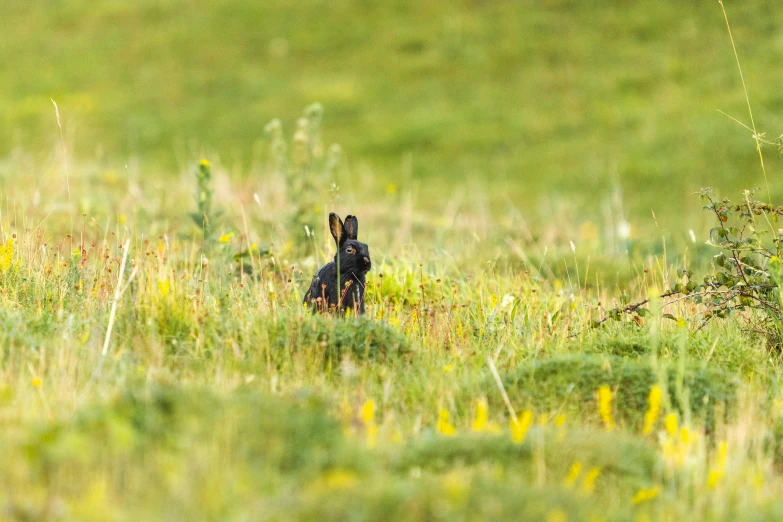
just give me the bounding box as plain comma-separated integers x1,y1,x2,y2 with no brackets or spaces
2,1,783,520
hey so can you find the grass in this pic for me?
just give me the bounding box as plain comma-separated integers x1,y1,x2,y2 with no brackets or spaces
2,138,783,520
3,0,783,520
2,1,783,220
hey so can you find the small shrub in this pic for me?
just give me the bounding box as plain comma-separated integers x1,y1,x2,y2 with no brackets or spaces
391,428,657,487
19,385,351,492
596,188,783,351
269,313,411,362
496,355,738,429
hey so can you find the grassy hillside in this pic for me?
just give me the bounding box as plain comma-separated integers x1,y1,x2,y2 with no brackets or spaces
2,1,783,219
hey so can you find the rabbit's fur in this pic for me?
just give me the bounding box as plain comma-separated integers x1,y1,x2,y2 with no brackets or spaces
304,213,371,314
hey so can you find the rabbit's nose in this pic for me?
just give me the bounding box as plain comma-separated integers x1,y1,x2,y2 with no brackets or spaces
363,256,371,267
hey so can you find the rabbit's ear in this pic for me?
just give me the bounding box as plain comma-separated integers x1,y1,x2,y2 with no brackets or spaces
344,215,358,240
329,213,346,246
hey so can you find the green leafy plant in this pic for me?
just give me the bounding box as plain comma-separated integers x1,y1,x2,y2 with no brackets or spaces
190,159,222,243
597,187,783,350
265,103,343,247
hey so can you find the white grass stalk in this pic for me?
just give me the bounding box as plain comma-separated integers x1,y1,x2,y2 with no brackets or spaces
102,239,131,357
50,98,71,201
487,355,517,424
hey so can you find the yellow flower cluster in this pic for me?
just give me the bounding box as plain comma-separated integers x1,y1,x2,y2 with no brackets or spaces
706,441,728,488
0,239,13,271
597,385,615,431
472,400,488,431
361,399,379,448
582,467,601,494
664,413,678,435
555,413,567,441
661,414,695,469
510,410,533,444
632,486,660,504
642,385,662,435
564,462,582,488
472,400,500,433
564,462,601,495
437,408,456,437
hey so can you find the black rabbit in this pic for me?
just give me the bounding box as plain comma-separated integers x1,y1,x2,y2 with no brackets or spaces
304,212,372,315
304,213,371,314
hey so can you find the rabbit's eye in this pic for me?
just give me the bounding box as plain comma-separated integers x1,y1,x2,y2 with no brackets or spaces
345,246,354,254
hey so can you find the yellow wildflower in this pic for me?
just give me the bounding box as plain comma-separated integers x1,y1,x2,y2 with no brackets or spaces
0,239,13,271
564,462,582,488
219,232,234,244
642,385,662,435
597,385,615,431
437,409,457,436
361,400,375,424
582,467,601,495
632,487,660,504
472,400,489,431
199,158,210,168
158,279,170,297
361,399,378,448
511,410,533,444
664,413,678,436
555,413,567,441
32,377,42,389
707,441,728,488
706,470,722,489
661,415,695,469
437,408,456,437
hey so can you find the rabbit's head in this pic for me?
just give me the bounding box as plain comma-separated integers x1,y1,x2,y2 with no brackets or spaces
329,213,371,275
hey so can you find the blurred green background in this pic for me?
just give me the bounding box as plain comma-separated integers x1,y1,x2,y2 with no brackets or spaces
2,0,782,224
